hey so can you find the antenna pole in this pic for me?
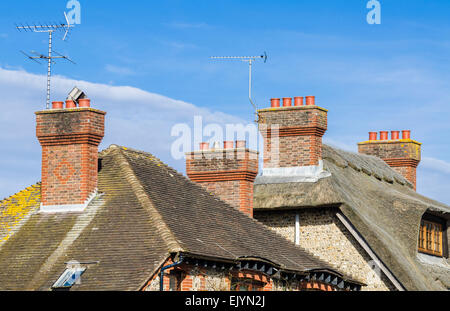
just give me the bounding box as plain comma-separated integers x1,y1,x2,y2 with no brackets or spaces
16,14,75,109
248,59,254,108
248,59,257,121
46,31,53,109
210,53,267,122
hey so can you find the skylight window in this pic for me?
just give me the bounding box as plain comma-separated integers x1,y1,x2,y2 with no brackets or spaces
52,266,86,289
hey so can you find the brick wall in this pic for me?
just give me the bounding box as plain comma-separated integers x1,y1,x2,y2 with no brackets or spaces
36,106,105,206
186,144,258,217
258,103,327,168
358,138,421,190
254,208,397,291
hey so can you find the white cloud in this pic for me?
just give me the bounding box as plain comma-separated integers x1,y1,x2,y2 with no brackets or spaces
421,157,450,175
164,22,209,29
105,64,135,76
0,67,245,200
419,157,450,204
323,137,357,153
164,41,198,50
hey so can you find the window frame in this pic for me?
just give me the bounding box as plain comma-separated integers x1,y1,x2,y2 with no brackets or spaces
52,267,86,290
418,213,448,258
230,277,264,291
418,220,443,256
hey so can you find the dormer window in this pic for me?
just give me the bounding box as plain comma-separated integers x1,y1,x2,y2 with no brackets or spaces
419,220,443,256
418,213,448,258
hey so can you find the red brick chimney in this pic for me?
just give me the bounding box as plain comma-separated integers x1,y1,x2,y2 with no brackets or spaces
257,96,328,169
186,141,258,217
358,130,421,190
36,98,106,212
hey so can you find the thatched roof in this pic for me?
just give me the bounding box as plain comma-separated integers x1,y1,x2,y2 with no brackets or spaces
254,144,450,291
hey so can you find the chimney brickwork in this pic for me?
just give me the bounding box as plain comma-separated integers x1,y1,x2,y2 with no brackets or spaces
358,131,421,190
257,96,327,168
36,99,105,208
186,142,258,217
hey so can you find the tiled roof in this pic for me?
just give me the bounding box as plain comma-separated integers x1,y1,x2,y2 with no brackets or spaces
0,145,354,290
0,184,41,245
121,146,336,271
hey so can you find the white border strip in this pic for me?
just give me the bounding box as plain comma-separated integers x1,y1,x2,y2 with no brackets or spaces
255,160,331,184
39,190,98,213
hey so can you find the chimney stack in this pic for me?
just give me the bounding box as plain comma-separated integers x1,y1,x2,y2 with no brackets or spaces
186,141,258,217
36,97,106,212
358,130,421,190
257,96,328,169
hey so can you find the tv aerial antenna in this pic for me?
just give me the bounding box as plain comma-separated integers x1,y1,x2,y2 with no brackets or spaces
16,12,75,109
210,52,267,120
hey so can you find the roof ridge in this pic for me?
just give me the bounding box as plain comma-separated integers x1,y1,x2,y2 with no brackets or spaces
111,146,184,254
323,144,413,188
112,144,196,183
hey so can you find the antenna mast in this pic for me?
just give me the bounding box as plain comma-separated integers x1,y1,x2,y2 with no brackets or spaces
16,12,75,109
211,52,267,120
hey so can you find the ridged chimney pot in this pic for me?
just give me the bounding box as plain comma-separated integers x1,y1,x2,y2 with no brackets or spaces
391,131,400,140
294,97,304,106
52,101,64,109
402,130,411,140
305,96,315,106
282,97,292,107
223,141,234,149
270,98,281,108
78,98,91,108
199,142,210,150
65,100,76,109
380,131,389,140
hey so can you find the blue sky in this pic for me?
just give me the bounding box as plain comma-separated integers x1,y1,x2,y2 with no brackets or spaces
1,0,450,204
